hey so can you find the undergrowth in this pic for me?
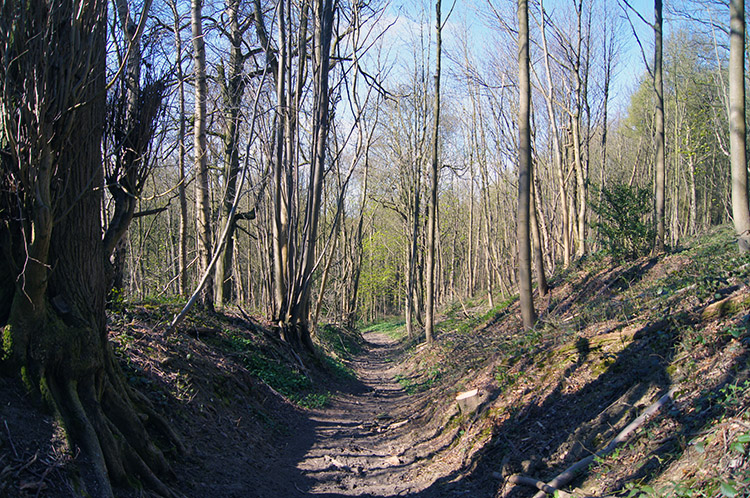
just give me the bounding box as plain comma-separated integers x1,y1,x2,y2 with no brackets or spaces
361,319,407,340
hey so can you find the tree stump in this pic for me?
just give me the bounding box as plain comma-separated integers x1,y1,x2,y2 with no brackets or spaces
456,389,483,415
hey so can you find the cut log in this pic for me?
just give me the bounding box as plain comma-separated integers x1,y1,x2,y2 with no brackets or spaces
702,291,750,320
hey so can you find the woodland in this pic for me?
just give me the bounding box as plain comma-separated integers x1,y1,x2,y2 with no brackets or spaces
1,0,750,496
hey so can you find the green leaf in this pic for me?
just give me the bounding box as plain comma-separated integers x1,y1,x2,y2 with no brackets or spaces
736,433,750,443
720,481,738,498
730,441,746,454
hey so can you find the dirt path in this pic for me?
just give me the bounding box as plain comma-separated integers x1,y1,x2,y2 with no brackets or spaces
283,331,470,497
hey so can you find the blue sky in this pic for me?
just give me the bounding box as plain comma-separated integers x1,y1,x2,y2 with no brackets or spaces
374,0,698,114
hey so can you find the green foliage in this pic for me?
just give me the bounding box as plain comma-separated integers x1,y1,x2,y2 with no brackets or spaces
591,183,655,259
322,355,356,381
2,325,12,361
317,324,363,359
358,227,402,319
243,350,311,396
361,319,407,340
220,332,319,405
296,392,331,409
494,368,519,393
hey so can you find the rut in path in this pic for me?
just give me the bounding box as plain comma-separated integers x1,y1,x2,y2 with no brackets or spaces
289,331,475,497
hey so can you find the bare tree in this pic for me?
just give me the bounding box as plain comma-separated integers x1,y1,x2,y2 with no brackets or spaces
168,0,190,296
518,0,537,329
192,0,214,310
215,0,252,305
425,0,443,344
654,0,666,252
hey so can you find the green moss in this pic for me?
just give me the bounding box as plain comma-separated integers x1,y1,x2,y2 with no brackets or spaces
20,365,32,391
37,375,55,412
1,325,12,361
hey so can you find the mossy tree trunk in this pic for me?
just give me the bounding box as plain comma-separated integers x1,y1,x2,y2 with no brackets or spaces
0,0,181,495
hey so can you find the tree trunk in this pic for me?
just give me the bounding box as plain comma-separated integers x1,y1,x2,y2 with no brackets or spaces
425,0,442,345
284,0,334,352
0,1,181,494
169,0,189,296
530,170,549,297
216,0,246,306
192,0,214,310
654,0,666,253
517,0,537,329
730,0,750,252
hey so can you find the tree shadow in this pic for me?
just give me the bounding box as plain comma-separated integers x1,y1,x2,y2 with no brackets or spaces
608,347,750,491
407,314,688,497
0,377,76,495
260,306,748,498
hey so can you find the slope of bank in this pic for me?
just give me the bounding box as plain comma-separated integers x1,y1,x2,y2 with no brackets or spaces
387,225,750,497
2,225,749,497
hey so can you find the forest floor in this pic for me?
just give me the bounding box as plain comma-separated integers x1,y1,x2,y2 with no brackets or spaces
2,225,750,497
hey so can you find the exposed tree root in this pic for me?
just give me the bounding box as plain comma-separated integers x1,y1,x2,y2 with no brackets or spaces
38,349,185,498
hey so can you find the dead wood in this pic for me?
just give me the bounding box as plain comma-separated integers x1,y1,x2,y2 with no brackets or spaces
701,290,750,319
508,474,560,494
527,387,676,498
185,327,221,338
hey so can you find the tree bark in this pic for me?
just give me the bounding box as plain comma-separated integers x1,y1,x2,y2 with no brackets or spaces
517,0,537,329
425,0,442,345
192,0,214,310
730,0,750,252
0,1,181,494
530,170,549,297
654,0,666,253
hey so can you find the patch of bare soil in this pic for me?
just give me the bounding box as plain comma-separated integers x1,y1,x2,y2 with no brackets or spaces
287,330,485,497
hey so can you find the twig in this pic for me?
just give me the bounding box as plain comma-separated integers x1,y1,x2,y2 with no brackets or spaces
236,304,254,325
4,420,18,458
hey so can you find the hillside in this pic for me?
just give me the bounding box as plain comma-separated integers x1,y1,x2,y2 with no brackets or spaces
2,225,749,497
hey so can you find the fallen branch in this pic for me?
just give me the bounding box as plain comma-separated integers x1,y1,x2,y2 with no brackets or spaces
509,474,561,495
184,327,221,338
529,387,677,498
4,420,18,458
